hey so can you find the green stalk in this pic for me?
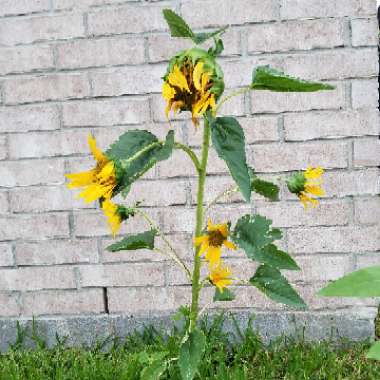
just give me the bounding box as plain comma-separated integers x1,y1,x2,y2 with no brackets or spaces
189,116,211,331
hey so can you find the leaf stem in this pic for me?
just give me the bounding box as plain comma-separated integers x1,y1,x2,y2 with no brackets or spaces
174,142,201,172
204,185,239,213
135,209,192,280
215,86,251,113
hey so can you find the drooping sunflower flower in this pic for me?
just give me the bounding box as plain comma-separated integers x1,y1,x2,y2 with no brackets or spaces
209,264,233,292
66,134,117,204
101,199,122,237
194,219,236,268
163,47,224,126
287,166,325,208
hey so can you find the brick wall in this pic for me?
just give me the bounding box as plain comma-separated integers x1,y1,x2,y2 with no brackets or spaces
0,0,379,325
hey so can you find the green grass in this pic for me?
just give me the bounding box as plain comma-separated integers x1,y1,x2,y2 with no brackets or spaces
1,315,380,380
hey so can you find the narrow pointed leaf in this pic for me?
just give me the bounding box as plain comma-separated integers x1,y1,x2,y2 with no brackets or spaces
251,66,335,92
251,178,279,201
213,288,235,302
367,341,380,360
163,9,194,39
211,117,251,201
141,360,167,380
179,329,206,380
250,264,306,309
319,266,380,297
106,230,157,252
193,26,228,44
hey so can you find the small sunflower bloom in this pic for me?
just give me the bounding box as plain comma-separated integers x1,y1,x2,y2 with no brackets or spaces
101,199,122,237
209,264,233,292
194,219,236,268
163,48,224,126
287,166,325,208
66,134,117,204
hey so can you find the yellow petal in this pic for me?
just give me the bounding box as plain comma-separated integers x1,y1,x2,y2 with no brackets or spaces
66,170,95,188
205,246,222,268
305,166,324,180
168,65,190,93
162,82,176,101
305,184,325,197
194,235,208,247
88,134,107,163
223,240,237,251
201,72,210,93
193,61,204,91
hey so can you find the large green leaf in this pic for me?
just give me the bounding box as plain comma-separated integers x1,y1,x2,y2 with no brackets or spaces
255,244,299,271
319,266,380,297
251,66,335,92
107,130,174,193
250,264,306,309
367,341,380,360
141,360,167,380
211,117,251,201
178,329,206,380
213,288,235,302
232,214,282,257
163,9,227,45
106,230,157,252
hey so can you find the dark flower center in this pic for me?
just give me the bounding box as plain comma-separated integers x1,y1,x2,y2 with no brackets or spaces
208,230,225,247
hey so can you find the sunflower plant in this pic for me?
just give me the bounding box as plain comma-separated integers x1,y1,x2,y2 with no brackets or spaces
67,9,333,379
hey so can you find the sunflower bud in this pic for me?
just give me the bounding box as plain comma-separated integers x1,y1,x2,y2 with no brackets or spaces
286,172,307,195
162,47,225,126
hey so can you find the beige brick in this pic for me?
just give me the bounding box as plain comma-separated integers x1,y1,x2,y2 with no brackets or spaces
248,19,345,53
9,130,90,159
284,110,379,141
80,263,165,287
251,82,345,114
208,204,253,226
0,159,64,187
22,289,104,316
0,104,60,133
355,197,380,225
0,191,8,214
74,208,161,237
323,169,380,198
288,226,380,254
356,253,380,269
257,200,351,228
0,243,14,266
0,45,54,76
57,37,145,69
0,0,50,17
0,13,85,46
281,0,376,19
351,18,379,46
0,135,7,160
148,29,241,62
352,79,379,109
353,138,380,167
108,286,190,314
157,150,199,178
181,0,278,28
0,213,69,240
10,185,93,213
0,266,76,291
87,4,166,36
62,98,150,127
91,64,165,97
4,73,90,105
0,292,20,317
162,207,195,233
283,49,379,81
250,141,348,173
53,0,105,9
15,239,98,266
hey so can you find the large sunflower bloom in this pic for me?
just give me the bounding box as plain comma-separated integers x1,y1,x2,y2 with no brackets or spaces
287,166,325,208
66,134,117,203
194,219,236,268
163,60,217,126
209,264,233,293
101,199,122,237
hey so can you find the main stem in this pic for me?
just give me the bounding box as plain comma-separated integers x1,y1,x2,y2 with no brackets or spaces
189,117,211,331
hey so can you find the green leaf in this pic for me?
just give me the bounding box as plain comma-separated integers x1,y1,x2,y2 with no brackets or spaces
251,176,279,201
193,26,228,44
208,37,224,57
367,341,380,360
232,214,282,258
163,9,194,39
319,266,380,297
211,117,251,201
178,329,206,380
251,66,335,92
250,264,306,309
141,360,167,380
213,288,235,302
106,230,157,252
255,244,300,271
